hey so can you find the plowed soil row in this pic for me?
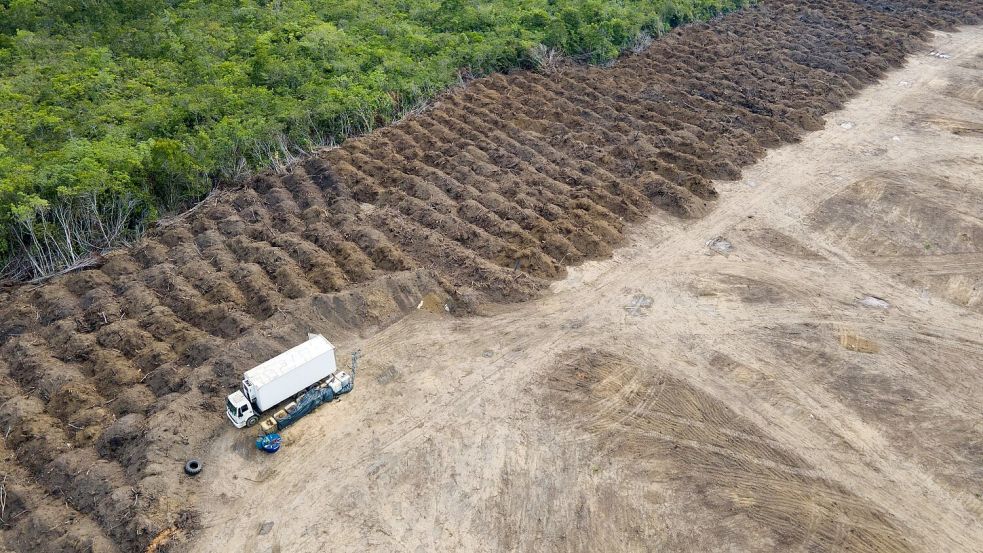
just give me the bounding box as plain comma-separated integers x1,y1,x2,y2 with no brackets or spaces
0,1,981,551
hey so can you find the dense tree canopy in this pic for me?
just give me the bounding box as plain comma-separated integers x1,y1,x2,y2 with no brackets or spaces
0,0,747,276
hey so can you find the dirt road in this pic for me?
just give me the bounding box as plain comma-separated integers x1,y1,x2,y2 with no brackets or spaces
190,26,983,553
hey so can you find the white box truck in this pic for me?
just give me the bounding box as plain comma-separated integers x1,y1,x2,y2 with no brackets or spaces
226,334,348,428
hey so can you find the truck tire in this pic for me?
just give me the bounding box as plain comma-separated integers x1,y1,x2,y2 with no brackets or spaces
184,459,202,476
246,415,259,427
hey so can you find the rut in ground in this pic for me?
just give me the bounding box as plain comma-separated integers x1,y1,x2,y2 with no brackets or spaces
0,0,981,551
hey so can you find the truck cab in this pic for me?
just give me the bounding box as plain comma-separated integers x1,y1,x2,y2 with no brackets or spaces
226,390,258,428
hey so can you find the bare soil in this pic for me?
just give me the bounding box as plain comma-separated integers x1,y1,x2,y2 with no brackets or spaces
194,24,983,553
0,1,981,551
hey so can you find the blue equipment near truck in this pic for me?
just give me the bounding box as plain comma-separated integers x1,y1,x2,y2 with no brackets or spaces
256,433,282,453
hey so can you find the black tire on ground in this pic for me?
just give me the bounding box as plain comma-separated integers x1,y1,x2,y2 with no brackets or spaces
185,459,202,476
246,415,259,427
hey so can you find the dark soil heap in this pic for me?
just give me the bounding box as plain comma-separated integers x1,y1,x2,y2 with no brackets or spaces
0,1,980,551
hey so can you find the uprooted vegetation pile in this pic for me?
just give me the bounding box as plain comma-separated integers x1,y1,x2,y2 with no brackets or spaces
0,1,981,551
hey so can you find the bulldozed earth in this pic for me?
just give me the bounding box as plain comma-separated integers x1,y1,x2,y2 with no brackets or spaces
1,0,983,551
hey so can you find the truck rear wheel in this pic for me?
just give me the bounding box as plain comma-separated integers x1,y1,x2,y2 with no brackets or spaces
246,415,259,427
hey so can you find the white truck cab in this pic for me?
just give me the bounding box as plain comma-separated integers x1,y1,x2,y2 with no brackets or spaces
226,390,255,428
226,334,337,428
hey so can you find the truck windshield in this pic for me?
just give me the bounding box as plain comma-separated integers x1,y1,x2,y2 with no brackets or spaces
226,398,236,416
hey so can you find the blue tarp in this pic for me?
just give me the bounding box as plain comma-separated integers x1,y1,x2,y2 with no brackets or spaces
276,379,351,430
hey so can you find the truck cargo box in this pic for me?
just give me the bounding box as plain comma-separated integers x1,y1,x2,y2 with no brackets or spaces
243,334,337,412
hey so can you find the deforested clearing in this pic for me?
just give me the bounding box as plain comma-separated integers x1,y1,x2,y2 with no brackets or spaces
1,0,983,552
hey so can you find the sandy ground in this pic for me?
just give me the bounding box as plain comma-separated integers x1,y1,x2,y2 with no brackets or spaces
191,27,983,552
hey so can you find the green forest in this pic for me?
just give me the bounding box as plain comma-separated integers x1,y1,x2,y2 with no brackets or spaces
0,0,746,278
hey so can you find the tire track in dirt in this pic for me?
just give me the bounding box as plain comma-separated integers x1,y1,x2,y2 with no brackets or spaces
1,1,982,551
538,349,914,552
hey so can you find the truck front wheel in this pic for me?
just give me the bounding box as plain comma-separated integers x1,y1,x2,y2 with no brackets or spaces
246,416,259,427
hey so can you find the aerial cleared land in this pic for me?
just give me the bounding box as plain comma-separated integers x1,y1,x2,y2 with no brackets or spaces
0,0,982,551
0,0,746,278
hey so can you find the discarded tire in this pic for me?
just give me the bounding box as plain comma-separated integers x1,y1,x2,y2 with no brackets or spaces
184,459,202,476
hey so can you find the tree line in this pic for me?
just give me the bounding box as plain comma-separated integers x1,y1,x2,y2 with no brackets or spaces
0,0,747,279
